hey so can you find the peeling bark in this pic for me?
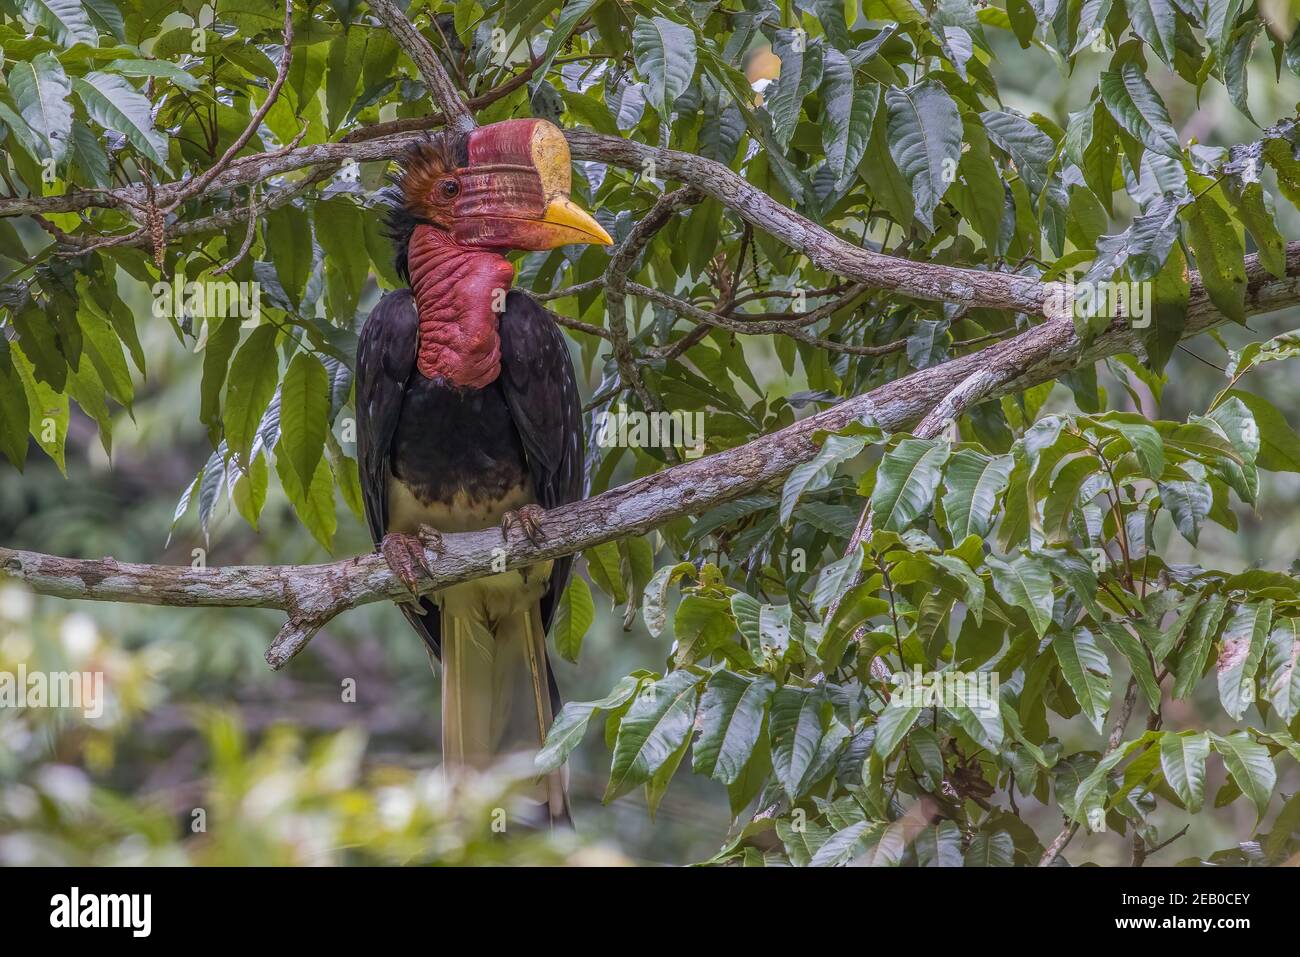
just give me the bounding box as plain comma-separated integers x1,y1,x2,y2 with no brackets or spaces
3,244,1298,668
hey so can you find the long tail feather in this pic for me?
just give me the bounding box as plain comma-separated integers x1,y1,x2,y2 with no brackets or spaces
440,602,570,827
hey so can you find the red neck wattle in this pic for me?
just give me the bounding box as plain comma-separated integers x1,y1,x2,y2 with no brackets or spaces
406,224,514,389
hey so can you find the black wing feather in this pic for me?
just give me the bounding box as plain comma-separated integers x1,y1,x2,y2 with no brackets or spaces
355,289,442,655
497,291,585,637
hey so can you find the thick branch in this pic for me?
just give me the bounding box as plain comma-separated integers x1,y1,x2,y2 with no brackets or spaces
5,124,1056,317
367,0,476,136
604,187,703,411
565,131,1053,315
5,244,1298,667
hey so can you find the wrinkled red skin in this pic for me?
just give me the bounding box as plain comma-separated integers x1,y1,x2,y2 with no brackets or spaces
407,224,514,389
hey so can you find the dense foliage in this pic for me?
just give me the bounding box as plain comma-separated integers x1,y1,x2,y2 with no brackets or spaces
3,0,1300,865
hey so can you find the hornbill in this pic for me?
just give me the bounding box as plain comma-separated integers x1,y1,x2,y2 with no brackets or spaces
356,119,611,825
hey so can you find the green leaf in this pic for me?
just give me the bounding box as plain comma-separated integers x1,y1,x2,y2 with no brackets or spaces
767,28,824,148
1072,743,1137,827
694,671,775,784
931,553,986,624
641,561,694,638
1160,731,1210,812
781,433,867,524
987,554,1054,637
9,52,73,162
1159,468,1212,545
862,89,915,226
12,345,68,474
1184,187,1247,324
278,351,330,493
645,723,691,818
623,535,655,610
820,49,875,189
584,540,626,605
604,670,700,802
980,109,1056,201
314,199,367,321
673,594,734,666
533,0,601,85
873,703,922,758
23,0,98,47
537,675,641,774
941,449,1012,541
778,817,833,866
77,295,132,410
1225,180,1287,279
954,116,1004,246
915,820,964,867
1099,62,1181,159
73,72,169,166
223,325,280,466
871,437,949,532
1225,390,1300,472
1053,628,1112,732
264,204,312,308
1205,0,1245,64
231,448,269,529
1126,0,1177,65
1172,593,1229,699
946,685,1005,750
1096,417,1165,478
811,548,863,616
1041,454,1101,543
0,339,32,469
552,576,595,663
1216,600,1271,721
770,687,827,798
1099,621,1160,712
275,451,336,551
964,830,1014,866
1146,242,1189,372
1073,0,1114,55
200,316,241,446
809,820,877,866
324,28,366,129
1209,731,1276,820
631,15,696,120
1223,22,1258,122
100,58,200,92
883,80,962,230
1264,617,1300,723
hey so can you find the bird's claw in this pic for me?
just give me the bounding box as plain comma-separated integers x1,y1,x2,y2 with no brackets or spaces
500,504,546,546
381,525,444,603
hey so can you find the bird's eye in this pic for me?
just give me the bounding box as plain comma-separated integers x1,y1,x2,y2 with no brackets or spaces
438,179,460,199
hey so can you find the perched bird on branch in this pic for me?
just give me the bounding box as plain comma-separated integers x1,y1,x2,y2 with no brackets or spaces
356,118,612,825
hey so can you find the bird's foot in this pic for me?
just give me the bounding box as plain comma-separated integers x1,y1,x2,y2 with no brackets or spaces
381,524,445,603
500,504,546,546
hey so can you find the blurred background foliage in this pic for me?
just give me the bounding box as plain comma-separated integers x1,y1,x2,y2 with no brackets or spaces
4,0,1300,865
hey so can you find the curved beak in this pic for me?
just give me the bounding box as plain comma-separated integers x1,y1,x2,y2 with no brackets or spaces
536,196,613,247
451,189,613,251
450,118,614,251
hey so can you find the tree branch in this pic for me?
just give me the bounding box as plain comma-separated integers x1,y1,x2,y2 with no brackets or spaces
603,186,703,413
1038,676,1141,866
7,126,1059,317
367,0,476,136
5,244,1298,668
